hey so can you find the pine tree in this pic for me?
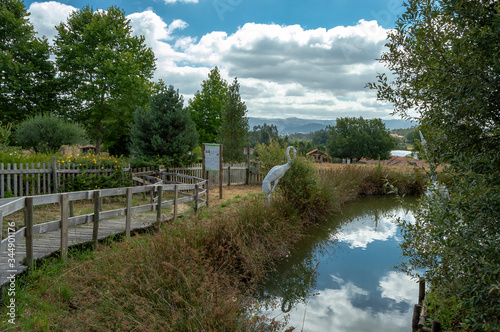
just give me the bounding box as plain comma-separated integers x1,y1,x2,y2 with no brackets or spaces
220,78,249,163
130,84,198,162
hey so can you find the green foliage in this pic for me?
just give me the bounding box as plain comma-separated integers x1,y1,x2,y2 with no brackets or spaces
188,67,228,144
327,117,395,162
53,5,156,154
130,84,199,164
368,0,499,164
0,0,57,124
0,122,13,146
248,123,280,147
253,139,287,175
15,114,87,153
61,168,132,192
398,166,499,331
220,78,249,163
311,127,330,146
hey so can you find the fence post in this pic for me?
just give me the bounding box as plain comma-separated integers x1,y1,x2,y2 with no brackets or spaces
194,184,199,214
412,304,422,331
60,193,69,259
205,173,210,207
24,197,34,268
431,321,441,332
126,187,132,237
0,163,4,198
52,156,58,193
156,185,162,228
419,279,426,305
0,209,3,242
92,190,100,249
174,184,179,221
227,165,231,187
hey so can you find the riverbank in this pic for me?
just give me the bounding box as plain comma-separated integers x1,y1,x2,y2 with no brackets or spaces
0,164,425,331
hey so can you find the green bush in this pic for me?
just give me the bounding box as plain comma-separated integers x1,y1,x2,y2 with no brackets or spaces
15,114,87,153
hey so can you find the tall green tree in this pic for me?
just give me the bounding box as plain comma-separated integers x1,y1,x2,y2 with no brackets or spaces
187,67,228,144
369,0,499,329
220,78,249,162
53,5,156,155
130,84,199,162
0,0,56,124
326,117,394,162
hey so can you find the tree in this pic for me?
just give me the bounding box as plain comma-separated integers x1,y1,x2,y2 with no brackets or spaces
369,0,499,329
130,84,198,162
0,0,56,124
368,0,499,164
248,123,279,147
53,5,156,155
15,114,87,153
312,127,331,147
187,67,228,144
220,78,249,163
326,117,394,162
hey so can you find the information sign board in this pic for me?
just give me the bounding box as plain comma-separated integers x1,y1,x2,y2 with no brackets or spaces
204,144,220,171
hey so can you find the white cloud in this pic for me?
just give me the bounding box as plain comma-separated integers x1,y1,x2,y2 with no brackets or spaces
379,271,419,304
262,279,414,332
27,3,394,119
28,1,77,43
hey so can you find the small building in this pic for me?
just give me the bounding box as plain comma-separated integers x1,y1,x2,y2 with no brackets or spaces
80,145,96,154
306,149,329,163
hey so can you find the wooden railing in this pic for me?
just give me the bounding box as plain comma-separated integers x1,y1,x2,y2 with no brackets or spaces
0,158,264,199
0,173,207,286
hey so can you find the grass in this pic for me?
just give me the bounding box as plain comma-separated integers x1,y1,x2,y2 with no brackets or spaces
0,164,426,331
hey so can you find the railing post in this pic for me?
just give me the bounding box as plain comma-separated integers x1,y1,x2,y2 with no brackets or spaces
194,184,199,214
92,190,100,249
156,185,162,228
24,197,34,268
52,156,58,193
125,187,132,237
431,321,441,332
60,193,69,259
0,208,3,243
174,184,179,221
419,279,425,305
205,177,210,207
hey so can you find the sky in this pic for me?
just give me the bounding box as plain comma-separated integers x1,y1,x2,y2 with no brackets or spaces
23,0,407,120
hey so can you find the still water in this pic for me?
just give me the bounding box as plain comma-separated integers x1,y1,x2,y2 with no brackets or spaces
257,196,418,332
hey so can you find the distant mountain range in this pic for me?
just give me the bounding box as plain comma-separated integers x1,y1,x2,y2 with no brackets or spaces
248,117,415,134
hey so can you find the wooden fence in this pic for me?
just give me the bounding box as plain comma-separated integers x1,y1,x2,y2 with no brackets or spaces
0,158,264,199
0,173,208,287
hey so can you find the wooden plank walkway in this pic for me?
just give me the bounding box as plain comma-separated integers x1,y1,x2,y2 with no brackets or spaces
0,212,160,286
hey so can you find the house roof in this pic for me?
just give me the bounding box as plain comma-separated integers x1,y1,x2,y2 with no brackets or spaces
306,149,328,156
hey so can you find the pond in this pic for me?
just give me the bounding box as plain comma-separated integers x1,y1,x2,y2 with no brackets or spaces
257,196,419,332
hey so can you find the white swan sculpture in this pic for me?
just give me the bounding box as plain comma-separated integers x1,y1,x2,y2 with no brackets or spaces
262,146,297,206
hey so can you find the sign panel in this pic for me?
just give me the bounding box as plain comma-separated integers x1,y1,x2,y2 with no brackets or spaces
204,143,220,171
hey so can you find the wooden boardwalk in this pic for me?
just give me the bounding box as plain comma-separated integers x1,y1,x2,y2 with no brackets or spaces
0,212,159,286
0,174,208,289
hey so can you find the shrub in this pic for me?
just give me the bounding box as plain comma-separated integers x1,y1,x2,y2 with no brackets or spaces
0,122,13,146
15,114,87,153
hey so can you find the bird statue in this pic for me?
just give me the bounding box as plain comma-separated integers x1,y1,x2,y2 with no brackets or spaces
262,146,297,206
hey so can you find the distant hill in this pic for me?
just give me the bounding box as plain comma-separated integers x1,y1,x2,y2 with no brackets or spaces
248,117,415,134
